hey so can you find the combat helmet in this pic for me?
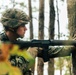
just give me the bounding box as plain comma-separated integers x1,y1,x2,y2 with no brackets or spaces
0,8,30,28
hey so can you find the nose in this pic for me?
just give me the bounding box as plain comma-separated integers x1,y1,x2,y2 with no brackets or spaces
24,26,27,31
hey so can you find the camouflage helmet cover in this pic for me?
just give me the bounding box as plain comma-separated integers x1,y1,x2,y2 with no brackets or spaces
1,8,30,28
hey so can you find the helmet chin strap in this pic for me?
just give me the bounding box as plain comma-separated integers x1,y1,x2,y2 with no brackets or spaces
4,26,23,39
8,27,23,38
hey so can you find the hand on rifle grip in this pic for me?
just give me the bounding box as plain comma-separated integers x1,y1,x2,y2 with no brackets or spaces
27,47,39,58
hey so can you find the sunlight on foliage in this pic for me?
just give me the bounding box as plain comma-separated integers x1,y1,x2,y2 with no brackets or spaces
0,42,22,75
10,45,35,68
0,42,35,75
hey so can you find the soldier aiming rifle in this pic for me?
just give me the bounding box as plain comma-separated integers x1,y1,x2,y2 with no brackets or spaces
0,8,76,75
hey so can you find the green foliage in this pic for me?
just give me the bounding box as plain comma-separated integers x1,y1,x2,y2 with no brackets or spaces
64,56,72,68
19,2,27,8
10,45,35,68
64,70,70,75
55,56,72,75
0,61,22,75
55,57,64,70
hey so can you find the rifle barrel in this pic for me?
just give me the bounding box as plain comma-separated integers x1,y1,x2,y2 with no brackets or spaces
51,40,76,46
11,40,76,48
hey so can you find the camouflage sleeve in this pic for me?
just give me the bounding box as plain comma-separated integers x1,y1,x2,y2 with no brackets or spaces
9,55,30,74
48,46,75,58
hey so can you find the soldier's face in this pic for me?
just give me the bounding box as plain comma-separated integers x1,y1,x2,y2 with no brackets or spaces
16,25,27,38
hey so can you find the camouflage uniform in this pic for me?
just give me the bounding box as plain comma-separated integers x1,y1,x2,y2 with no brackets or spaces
0,32,32,75
48,46,74,58
0,8,32,75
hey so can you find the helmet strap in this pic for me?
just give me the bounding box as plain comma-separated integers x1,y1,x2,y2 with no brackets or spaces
4,26,19,37
4,26,23,38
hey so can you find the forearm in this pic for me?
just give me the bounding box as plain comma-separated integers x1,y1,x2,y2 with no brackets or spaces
48,46,75,58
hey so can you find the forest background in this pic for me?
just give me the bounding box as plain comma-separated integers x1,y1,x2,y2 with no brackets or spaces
0,0,71,75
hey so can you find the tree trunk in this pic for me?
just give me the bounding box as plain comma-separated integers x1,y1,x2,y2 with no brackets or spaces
67,0,76,75
28,0,33,40
48,0,55,75
69,66,72,75
28,0,34,75
37,0,44,75
56,0,62,75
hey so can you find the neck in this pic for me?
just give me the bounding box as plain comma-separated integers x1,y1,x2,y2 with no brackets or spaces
5,31,18,41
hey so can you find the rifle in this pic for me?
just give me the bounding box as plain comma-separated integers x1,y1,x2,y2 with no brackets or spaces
10,39,76,62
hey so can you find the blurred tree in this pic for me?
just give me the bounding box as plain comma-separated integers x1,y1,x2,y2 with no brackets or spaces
55,58,64,70
56,0,63,75
28,0,34,75
37,0,44,75
28,0,33,40
48,0,55,75
67,0,76,75
64,56,72,75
